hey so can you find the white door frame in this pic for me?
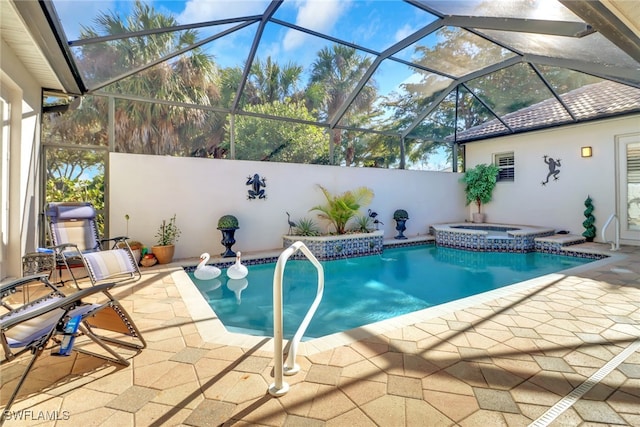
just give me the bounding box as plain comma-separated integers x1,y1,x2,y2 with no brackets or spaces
616,132,640,244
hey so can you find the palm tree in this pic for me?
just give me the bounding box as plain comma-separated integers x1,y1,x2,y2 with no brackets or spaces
76,0,222,156
308,45,376,165
246,56,303,105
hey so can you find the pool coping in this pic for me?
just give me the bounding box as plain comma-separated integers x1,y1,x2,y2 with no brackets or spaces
171,242,625,356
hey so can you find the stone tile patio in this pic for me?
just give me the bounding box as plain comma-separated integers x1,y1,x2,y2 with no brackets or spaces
1,242,639,426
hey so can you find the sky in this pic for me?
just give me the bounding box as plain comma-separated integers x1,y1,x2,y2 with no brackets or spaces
51,0,439,96
49,0,460,170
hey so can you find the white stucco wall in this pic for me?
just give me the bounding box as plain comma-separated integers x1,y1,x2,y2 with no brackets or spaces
1,39,44,279
464,115,640,244
109,154,466,260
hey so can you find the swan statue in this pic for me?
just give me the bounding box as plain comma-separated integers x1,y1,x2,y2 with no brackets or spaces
194,252,221,280
227,278,248,303
227,251,248,279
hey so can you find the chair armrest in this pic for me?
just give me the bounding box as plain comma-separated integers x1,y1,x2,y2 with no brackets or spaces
0,282,116,330
0,274,57,298
100,236,129,250
50,243,81,253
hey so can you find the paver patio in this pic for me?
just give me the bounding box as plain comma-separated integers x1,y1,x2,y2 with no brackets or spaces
1,242,639,426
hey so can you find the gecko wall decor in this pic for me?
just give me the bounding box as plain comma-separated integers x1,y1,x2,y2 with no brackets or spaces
541,155,561,186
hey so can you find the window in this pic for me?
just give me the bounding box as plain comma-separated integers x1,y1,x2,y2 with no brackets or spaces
494,152,514,182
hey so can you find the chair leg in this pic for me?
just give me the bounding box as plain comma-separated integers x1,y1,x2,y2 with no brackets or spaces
0,342,49,422
73,325,130,366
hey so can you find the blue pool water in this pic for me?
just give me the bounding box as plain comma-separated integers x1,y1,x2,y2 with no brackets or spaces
188,246,593,339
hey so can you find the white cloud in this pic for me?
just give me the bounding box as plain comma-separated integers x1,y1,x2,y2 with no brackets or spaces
394,23,416,43
177,0,271,24
283,0,351,51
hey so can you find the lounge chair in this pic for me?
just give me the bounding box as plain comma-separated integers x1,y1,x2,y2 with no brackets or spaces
0,274,146,419
45,202,141,288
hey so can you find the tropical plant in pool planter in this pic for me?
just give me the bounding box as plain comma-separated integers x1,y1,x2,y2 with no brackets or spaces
217,214,239,257
293,217,320,236
352,215,372,233
582,196,596,242
310,185,374,234
461,163,500,223
393,209,409,239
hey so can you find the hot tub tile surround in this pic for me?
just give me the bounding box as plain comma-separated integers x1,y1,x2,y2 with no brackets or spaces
282,230,384,260
430,223,589,254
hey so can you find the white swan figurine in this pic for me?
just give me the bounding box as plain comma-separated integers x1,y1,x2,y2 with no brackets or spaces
227,251,248,279
194,252,221,280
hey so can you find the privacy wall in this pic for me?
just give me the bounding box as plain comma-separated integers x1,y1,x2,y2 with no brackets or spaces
110,155,465,260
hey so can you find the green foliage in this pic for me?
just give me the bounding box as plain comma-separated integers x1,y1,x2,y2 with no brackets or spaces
310,185,374,234
352,215,372,233
232,101,328,164
393,209,409,220
461,163,500,213
44,149,106,236
293,217,320,236
217,215,239,229
155,215,181,246
582,196,596,241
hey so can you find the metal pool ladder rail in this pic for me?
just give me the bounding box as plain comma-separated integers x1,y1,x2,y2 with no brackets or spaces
602,213,620,251
269,241,324,397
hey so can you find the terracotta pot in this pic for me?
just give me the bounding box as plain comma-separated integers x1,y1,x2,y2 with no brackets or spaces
152,244,175,264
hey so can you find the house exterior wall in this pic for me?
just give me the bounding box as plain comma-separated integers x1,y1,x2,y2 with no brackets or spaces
0,39,44,279
109,154,465,260
464,115,640,245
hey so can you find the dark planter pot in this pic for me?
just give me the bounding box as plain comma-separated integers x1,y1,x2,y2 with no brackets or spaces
219,228,238,257
394,219,408,239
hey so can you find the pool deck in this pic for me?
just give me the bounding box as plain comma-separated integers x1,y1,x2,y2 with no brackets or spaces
1,240,639,426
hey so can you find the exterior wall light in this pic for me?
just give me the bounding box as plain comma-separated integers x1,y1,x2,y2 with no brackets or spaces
581,146,592,157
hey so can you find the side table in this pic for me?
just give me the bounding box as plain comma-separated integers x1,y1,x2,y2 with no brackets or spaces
22,250,56,277
21,250,57,303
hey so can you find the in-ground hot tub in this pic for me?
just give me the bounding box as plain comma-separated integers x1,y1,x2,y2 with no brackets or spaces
431,223,556,252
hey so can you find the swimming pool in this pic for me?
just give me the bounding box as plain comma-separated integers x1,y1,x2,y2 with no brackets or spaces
188,245,595,340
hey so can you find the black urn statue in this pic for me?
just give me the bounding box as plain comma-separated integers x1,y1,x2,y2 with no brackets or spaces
393,209,409,240
217,215,239,257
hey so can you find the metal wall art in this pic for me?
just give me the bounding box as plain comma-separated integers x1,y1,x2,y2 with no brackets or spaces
541,155,561,186
246,173,266,199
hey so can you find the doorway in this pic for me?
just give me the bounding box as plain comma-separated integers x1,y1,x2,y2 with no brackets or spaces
616,132,640,243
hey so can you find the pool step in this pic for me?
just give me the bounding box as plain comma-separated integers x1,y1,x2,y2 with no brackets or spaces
534,234,586,254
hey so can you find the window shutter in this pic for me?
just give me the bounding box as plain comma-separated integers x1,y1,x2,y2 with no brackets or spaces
495,152,515,182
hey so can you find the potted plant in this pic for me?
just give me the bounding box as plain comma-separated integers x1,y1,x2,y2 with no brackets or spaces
582,195,596,242
117,240,144,264
120,214,143,263
310,185,374,234
393,209,409,239
152,214,181,264
217,214,239,257
460,163,500,223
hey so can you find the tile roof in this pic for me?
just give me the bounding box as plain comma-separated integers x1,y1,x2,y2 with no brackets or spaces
456,80,640,142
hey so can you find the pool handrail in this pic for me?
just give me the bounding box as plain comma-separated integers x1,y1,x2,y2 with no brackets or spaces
269,241,324,397
602,213,620,251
